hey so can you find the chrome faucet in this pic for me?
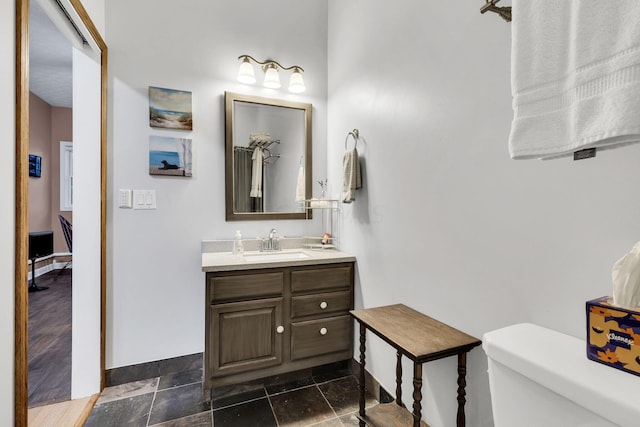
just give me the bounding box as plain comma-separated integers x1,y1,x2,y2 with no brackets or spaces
261,228,281,252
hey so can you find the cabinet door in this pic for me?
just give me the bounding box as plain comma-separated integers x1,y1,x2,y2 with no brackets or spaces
210,297,283,377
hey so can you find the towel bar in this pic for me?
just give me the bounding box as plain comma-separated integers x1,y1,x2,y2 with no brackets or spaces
480,0,511,22
345,129,359,150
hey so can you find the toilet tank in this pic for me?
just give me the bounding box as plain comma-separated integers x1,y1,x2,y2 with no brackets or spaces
483,323,640,427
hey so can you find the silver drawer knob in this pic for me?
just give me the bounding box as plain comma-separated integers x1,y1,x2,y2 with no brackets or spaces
276,325,285,334
320,301,328,309
319,327,328,336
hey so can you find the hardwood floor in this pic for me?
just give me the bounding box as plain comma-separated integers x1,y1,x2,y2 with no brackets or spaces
28,268,72,407
29,394,98,427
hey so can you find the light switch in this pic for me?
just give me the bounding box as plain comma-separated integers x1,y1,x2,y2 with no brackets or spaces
118,189,132,208
133,190,156,209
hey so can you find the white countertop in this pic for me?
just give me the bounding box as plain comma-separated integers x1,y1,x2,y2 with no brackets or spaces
202,248,356,272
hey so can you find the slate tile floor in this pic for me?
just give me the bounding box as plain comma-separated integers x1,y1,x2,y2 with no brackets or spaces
86,364,385,426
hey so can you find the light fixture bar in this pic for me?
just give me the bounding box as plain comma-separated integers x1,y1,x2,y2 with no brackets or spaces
237,55,306,93
238,55,304,73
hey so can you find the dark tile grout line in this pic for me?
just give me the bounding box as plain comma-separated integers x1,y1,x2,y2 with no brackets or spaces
144,378,160,427
316,383,341,424
264,394,281,427
213,393,267,412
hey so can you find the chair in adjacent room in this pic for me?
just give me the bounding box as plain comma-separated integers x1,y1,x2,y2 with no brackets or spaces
28,230,53,292
57,214,73,278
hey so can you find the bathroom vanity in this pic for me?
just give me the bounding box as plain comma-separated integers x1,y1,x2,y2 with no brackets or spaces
202,243,355,396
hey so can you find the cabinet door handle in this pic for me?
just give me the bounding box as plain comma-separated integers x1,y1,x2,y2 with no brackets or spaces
319,327,328,336
319,301,328,309
276,325,285,334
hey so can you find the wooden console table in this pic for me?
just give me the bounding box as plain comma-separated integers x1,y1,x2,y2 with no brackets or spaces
350,304,481,427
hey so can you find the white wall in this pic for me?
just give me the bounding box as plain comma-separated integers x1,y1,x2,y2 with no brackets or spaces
77,0,104,37
106,0,328,368
1,0,16,423
71,46,103,398
328,1,640,426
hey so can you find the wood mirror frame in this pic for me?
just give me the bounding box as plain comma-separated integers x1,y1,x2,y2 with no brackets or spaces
225,91,312,221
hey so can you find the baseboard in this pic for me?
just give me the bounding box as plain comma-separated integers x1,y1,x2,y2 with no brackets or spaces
349,359,395,404
105,353,204,387
28,253,72,280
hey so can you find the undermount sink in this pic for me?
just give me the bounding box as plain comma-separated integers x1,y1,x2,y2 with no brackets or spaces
243,251,310,262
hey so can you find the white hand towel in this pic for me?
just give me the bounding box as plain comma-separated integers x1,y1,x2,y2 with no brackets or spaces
295,165,305,203
342,148,361,203
509,0,640,159
250,148,263,198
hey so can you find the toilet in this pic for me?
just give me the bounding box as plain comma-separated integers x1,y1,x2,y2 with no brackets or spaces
483,323,640,427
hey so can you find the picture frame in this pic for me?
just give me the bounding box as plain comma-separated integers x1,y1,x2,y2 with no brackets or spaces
149,135,192,177
29,154,42,177
149,86,193,130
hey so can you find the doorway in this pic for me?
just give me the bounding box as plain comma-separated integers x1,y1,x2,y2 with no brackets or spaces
27,0,73,407
15,0,107,425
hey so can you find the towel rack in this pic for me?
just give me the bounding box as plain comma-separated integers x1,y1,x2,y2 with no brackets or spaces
263,148,280,164
345,129,359,150
480,0,511,22
248,138,280,150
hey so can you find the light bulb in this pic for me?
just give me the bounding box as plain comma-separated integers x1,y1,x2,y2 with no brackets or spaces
263,64,281,89
237,57,256,84
288,68,305,93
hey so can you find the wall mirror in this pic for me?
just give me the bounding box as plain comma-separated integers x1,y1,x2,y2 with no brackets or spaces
225,91,312,221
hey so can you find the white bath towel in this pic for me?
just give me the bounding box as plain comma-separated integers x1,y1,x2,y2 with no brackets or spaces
250,148,263,198
342,148,361,203
295,164,305,203
509,0,640,159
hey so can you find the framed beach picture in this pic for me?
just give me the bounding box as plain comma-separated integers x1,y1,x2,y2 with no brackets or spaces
149,86,193,130
149,135,192,177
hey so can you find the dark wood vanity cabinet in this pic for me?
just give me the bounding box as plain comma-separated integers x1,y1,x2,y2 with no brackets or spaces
204,262,354,394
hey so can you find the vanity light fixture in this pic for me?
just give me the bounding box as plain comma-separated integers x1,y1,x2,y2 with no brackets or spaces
237,55,306,93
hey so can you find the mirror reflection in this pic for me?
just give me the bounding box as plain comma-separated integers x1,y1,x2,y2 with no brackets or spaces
225,92,312,221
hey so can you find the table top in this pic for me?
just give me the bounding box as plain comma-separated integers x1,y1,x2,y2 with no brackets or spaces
350,304,481,363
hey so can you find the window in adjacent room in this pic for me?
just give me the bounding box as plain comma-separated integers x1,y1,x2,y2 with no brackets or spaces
60,141,73,211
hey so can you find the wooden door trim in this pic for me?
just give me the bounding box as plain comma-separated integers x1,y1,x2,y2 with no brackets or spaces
14,0,108,424
15,0,29,424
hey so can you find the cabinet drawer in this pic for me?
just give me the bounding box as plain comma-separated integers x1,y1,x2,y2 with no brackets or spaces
209,272,284,302
291,265,352,293
291,291,352,319
291,315,352,360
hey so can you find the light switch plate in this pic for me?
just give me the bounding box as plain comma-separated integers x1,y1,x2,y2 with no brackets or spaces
118,189,133,208
133,190,156,209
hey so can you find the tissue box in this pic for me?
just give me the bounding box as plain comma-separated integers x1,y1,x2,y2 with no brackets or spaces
586,297,640,377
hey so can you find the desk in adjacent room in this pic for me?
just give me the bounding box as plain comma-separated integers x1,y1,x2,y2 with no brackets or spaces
350,304,481,427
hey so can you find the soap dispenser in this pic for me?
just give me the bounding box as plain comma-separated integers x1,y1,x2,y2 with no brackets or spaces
233,230,244,254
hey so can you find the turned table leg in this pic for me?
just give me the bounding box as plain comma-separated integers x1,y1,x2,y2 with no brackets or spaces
396,351,403,407
359,322,367,427
457,352,468,427
412,362,423,427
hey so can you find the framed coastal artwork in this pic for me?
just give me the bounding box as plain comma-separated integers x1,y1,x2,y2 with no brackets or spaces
149,135,193,177
149,86,193,130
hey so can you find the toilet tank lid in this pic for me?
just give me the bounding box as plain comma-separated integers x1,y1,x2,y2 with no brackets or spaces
483,323,640,427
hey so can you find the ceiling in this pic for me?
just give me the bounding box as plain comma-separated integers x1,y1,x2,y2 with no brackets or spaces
29,0,73,108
